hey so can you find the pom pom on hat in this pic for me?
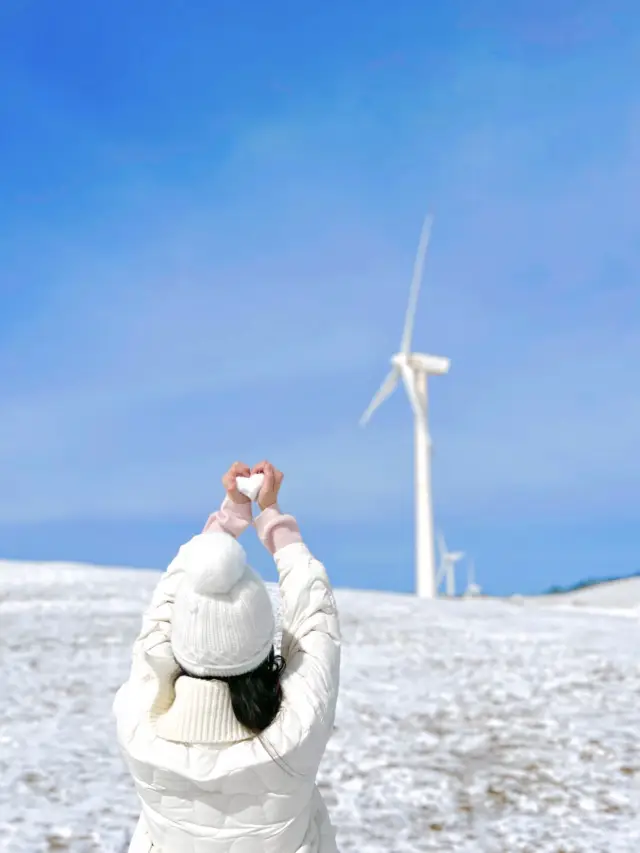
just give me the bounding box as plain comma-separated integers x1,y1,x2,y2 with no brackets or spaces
180,533,246,595
171,531,275,678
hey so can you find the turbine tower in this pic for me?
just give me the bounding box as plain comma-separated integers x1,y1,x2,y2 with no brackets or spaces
359,214,450,599
436,531,464,597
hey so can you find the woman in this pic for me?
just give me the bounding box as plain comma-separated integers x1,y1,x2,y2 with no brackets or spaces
113,460,341,853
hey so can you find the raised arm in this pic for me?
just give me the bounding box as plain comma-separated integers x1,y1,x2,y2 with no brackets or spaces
252,462,341,739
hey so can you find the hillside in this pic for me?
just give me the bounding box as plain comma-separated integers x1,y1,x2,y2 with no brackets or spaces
536,574,640,612
545,572,640,596
1,560,639,852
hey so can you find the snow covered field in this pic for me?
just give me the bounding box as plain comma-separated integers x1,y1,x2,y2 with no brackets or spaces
1,561,639,853
530,576,640,613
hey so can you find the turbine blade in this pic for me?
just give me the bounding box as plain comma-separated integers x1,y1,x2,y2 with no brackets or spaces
359,367,400,425
400,213,434,355
400,364,426,424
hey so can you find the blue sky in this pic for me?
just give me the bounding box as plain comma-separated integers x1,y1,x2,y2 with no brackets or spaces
1,1,638,595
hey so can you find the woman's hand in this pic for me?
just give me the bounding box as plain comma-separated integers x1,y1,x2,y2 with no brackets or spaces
252,460,284,511
222,461,252,504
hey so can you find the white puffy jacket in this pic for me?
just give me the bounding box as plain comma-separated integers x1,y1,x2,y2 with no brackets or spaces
113,508,341,853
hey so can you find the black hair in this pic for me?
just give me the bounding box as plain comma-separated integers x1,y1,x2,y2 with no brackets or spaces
180,648,285,735
220,648,285,734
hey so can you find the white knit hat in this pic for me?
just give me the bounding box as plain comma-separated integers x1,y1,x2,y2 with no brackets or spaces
171,532,275,678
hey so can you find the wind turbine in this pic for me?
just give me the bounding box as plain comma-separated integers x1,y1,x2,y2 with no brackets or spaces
359,214,450,599
436,531,465,597
464,557,482,598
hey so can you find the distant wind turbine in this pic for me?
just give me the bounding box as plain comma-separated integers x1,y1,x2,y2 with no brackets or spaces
436,531,464,597
464,558,482,598
359,214,450,599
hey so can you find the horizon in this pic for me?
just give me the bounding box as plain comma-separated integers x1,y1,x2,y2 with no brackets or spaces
2,553,639,600
1,1,639,596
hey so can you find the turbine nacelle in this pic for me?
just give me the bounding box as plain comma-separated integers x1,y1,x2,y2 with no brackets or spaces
446,551,465,563
391,352,451,376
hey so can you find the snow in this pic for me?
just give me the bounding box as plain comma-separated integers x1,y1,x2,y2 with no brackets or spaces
1,560,639,852
532,576,640,611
